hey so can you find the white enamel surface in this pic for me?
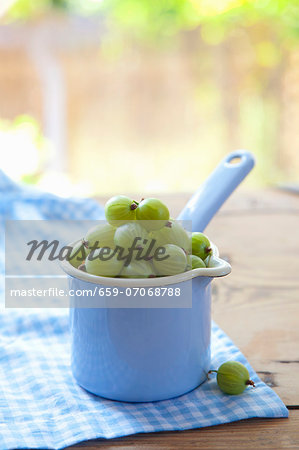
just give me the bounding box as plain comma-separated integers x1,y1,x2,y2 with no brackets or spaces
60,241,231,287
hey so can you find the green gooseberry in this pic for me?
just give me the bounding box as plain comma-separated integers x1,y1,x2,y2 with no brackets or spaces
85,248,123,277
151,219,191,253
105,195,138,226
186,253,192,271
84,223,115,250
192,232,212,260
114,222,149,249
191,254,206,269
153,244,187,276
136,198,169,231
121,260,155,278
68,241,86,268
210,361,255,395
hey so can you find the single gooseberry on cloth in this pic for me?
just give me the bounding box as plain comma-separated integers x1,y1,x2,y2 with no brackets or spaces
209,361,255,395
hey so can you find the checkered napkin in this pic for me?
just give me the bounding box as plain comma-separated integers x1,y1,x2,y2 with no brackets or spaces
0,171,288,450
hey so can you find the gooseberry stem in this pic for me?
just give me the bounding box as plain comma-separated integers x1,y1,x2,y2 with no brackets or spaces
246,379,256,387
208,370,218,374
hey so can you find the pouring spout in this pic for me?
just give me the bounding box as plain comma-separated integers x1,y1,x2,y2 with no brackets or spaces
177,150,255,231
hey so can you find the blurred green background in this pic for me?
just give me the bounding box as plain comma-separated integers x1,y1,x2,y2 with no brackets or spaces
0,0,298,196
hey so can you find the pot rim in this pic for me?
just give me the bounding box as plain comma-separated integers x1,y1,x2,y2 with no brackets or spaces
60,240,231,287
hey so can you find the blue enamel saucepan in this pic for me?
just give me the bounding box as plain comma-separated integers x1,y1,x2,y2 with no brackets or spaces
61,150,255,402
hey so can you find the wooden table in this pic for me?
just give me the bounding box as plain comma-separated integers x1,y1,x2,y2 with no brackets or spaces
71,189,299,449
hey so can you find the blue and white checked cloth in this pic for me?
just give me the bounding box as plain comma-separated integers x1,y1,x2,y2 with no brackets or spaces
0,171,288,450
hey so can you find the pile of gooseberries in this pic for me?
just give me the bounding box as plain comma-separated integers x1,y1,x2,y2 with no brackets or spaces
68,195,214,278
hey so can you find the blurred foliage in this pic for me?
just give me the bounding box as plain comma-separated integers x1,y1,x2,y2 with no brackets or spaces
101,0,299,45
3,0,299,192
5,0,299,45
0,115,49,184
